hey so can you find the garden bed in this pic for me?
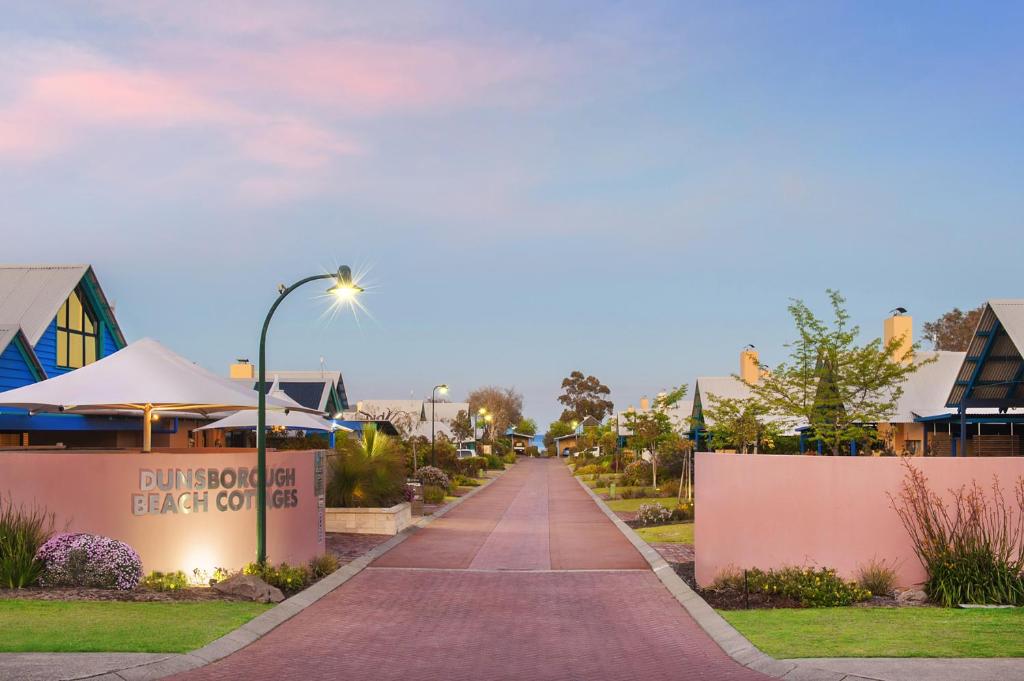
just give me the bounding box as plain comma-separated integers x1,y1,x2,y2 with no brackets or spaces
0,585,248,602
325,502,412,535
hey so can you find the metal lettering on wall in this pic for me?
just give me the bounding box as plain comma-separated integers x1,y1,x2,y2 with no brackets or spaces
131,467,299,516
314,450,325,544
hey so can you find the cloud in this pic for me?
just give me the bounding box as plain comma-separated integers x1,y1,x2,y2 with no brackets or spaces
0,46,361,196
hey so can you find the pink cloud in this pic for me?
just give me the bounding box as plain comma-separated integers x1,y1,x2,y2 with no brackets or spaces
153,38,554,114
0,57,359,180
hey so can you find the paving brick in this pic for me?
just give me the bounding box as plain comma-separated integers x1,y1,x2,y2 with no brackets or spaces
169,460,769,681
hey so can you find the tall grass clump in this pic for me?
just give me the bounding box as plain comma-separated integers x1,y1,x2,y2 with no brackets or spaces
856,557,898,597
0,495,55,588
327,426,407,508
891,462,1024,607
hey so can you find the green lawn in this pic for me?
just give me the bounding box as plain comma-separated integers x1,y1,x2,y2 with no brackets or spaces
604,497,676,512
721,607,1024,658
634,522,693,544
0,600,271,653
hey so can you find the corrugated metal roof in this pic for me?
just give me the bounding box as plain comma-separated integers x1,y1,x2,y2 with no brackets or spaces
0,265,89,345
0,325,18,356
891,351,964,421
990,300,1024,353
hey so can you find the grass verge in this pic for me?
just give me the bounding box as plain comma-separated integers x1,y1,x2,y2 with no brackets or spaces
720,607,1024,658
0,599,271,653
634,522,693,544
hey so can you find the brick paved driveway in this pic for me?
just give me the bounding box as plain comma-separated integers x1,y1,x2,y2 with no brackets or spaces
170,459,767,681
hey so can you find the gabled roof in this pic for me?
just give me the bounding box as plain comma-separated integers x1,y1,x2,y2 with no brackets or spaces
0,325,46,381
889,350,965,421
946,300,1024,409
0,265,125,348
692,376,752,427
245,370,346,413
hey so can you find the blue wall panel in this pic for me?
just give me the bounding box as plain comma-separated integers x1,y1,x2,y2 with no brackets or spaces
0,341,36,392
101,323,119,358
33,319,74,377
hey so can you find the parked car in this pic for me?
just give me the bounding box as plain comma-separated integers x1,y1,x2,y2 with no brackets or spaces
455,449,477,459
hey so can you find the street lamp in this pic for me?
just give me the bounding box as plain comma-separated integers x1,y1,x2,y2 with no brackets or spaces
431,383,448,466
474,407,487,445
571,420,579,457
256,266,363,564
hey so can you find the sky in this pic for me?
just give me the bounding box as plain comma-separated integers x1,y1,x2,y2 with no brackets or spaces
2,1,1022,427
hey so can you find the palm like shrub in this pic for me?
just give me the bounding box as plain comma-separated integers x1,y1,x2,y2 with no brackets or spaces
892,462,1024,607
327,426,407,508
0,496,54,588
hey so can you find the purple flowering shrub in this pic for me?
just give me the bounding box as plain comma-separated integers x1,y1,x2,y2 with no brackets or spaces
414,466,450,490
35,533,143,590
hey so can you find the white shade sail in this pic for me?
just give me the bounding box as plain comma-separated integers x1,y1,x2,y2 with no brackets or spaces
0,338,314,414
195,378,350,433
195,409,350,433
0,337,319,450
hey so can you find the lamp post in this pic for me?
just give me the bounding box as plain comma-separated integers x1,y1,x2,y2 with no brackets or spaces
430,383,448,466
474,407,487,449
257,266,362,565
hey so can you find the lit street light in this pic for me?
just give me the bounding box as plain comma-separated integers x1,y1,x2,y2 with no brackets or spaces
256,266,363,564
431,383,448,466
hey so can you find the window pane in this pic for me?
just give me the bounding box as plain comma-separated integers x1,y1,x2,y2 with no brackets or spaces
83,311,94,334
68,291,82,331
58,300,68,329
69,332,83,368
57,329,68,366
85,335,97,365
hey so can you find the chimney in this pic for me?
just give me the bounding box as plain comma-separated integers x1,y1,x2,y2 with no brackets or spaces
884,310,913,364
740,346,760,385
230,359,255,379
640,396,650,412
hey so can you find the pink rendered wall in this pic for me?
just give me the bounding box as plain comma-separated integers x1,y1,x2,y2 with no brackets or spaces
0,450,325,574
695,453,1024,588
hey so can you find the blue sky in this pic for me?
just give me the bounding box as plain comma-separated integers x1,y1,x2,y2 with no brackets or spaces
2,2,1022,426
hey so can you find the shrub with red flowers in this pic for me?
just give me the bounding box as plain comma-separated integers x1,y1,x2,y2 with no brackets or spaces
35,533,142,590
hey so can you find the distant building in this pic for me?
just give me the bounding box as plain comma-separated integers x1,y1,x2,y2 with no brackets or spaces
229,361,348,416
345,399,472,443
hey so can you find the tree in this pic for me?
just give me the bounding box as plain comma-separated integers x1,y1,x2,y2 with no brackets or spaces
450,410,473,443
468,386,524,440
544,419,574,453
702,395,779,453
622,385,687,487
922,306,983,351
749,290,932,456
515,417,538,436
599,429,620,471
558,371,613,422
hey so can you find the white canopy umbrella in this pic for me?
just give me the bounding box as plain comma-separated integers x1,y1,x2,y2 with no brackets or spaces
0,337,315,451
196,377,351,434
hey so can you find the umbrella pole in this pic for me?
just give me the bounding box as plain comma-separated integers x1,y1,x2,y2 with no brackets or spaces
143,404,153,453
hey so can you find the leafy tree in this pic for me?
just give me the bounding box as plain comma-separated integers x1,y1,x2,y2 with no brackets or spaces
749,290,932,456
558,371,613,422
702,395,779,453
468,386,524,439
622,385,687,487
450,410,473,443
515,417,538,436
922,306,984,351
599,429,620,471
544,419,575,453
